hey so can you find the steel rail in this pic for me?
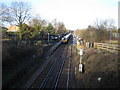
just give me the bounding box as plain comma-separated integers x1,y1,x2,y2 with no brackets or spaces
25,54,57,88
52,44,70,89
66,45,72,88
51,52,67,89
23,42,62,88
26,36,72,89
39,56,62,89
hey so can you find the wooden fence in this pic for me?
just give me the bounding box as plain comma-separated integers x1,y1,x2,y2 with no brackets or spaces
86,42,120,53
94,42,120,53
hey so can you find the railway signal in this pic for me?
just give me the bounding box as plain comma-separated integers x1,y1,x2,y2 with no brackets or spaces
79,48,83,56
79,48,84,73
79,63,83,72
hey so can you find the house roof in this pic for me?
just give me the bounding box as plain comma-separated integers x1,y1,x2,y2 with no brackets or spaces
7,25,19,32
0,27,8,30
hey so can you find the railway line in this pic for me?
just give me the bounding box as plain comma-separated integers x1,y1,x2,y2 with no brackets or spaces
40,48,67,88
57,38,73,88
23,44,66,88
67,45,72,88
22,35,73,89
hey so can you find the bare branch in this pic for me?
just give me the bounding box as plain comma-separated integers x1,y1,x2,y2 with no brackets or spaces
10,1,31,25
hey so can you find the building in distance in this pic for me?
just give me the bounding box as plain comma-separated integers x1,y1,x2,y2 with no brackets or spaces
7,25,20,32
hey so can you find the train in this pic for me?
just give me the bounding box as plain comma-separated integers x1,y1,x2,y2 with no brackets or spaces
61,33,71,43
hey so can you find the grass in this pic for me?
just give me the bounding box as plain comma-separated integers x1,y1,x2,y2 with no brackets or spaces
2,40,47,88
2,39,59,88
73,45,119,88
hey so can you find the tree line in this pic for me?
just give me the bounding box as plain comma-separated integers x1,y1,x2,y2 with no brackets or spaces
0,1,68,40
75,19,119,43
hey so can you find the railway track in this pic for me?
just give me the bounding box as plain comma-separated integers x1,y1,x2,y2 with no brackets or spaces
39,47,68,88
67,45,72,88
57,38,73,88
23,44,66,88
23,36,73,89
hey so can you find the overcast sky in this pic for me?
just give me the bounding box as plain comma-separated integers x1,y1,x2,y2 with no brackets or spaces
1,0,119,30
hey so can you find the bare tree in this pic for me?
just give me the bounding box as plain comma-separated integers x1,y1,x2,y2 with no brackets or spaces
57,22,67,35
94,18,115,31
52,19,68,35
103,19,115,30
29,15,46,29
28,15,47,39
0,3,13,25
52,19,57,33
92,19,115,41
10,1,31,40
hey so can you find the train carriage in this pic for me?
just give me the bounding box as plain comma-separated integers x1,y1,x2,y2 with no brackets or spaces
61,33,71,43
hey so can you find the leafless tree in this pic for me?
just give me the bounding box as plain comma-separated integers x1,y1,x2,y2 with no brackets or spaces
9,1,31,40
10,2,31,25
52,19,68,35
0,3,13,25
103,19,115,30
28,15,47,39
29,15,46,28
52,19,57,33
94,18,115,31
57,22,67,35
